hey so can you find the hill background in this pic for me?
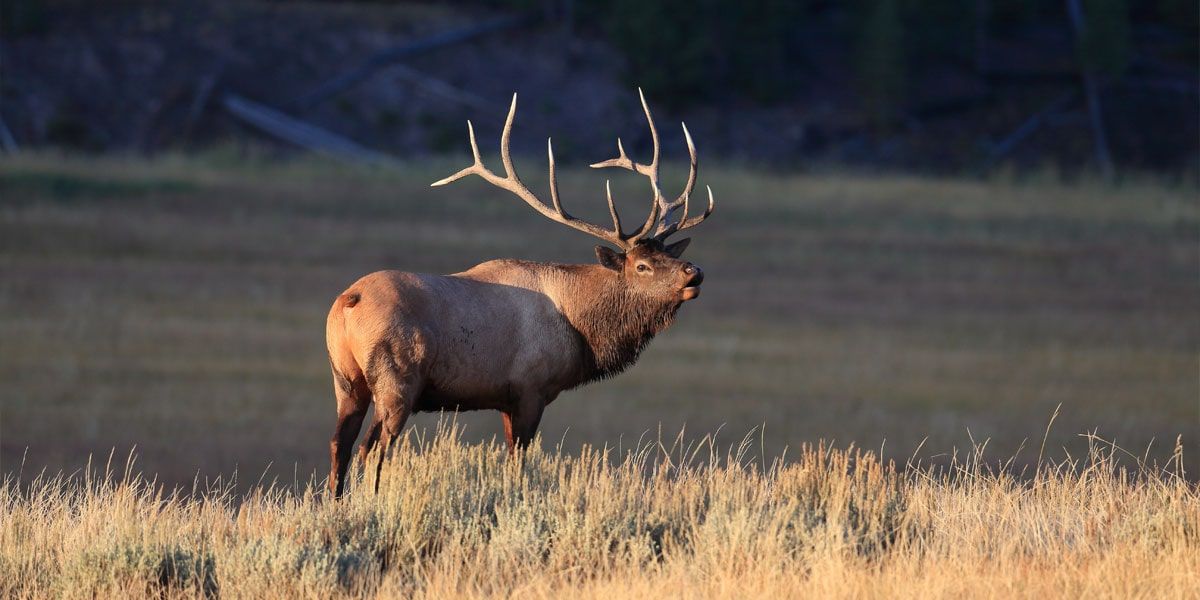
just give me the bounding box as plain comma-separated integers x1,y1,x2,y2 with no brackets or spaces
1,0,1197,174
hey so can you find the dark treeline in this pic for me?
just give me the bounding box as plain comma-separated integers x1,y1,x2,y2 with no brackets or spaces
475,0,1198,173
1,0,1196,174
483,1,1193,106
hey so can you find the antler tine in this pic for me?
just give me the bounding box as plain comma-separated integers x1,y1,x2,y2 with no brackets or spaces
431,94,635,249
430,120,486,187
589,138,633,171
547,138,564,214
605,180,624,236
500,93,519,180
652,122,698,237
588,88,669,244
654,183,714,240
678,185,715,231
595,88,662,193
638,87,662,199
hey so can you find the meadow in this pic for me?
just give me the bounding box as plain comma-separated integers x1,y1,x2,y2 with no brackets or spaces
1,427,1197,598
0,152,1197,596
2,152,1196,481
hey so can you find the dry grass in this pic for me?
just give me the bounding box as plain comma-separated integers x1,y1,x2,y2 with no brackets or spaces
1,426,1196,599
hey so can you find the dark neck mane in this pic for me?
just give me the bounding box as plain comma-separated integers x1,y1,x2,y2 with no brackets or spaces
555,265,681,384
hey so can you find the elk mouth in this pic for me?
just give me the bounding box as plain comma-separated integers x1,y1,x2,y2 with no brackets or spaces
680,271,704,301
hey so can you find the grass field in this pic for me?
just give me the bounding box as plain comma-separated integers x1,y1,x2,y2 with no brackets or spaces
0,152,1197,596
2,428,1197,598
2,152,1196,483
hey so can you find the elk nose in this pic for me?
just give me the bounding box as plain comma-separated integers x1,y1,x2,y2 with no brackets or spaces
683,264,696,275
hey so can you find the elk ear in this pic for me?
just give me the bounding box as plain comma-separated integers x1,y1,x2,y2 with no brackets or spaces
595,246,625,271
664,237,691,258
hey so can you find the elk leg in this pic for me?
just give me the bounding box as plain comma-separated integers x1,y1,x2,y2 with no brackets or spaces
361,342,424,493
372,401,416,493
501,397,546,453
329,371,370,498
358,411,383,464
369,382,421,493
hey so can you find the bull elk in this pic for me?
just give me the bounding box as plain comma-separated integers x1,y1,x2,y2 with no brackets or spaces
326,91,714,496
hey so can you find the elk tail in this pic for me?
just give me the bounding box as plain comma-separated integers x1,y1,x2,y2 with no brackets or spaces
327,290,364,393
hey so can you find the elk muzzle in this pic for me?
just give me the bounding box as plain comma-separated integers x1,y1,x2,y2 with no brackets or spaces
680,264,704,301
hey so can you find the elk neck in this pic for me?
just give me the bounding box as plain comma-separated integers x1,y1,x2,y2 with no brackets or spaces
551,264,682,383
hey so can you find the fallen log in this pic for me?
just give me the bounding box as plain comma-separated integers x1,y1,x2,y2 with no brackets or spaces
0,113,18,153
222,93,393,165
984,90,1078,169
389,64,493,112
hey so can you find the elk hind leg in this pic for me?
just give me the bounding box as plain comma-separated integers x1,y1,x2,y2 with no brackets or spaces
329,367,370,498
372,397,417,493
366,350,422,494
358,412,383,464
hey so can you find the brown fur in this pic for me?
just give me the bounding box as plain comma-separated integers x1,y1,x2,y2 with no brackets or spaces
325,239,703,496
326,93,713,497
566,266,682,382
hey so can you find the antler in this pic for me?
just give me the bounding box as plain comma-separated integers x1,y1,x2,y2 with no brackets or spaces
589,88,714,242
431,94,658,251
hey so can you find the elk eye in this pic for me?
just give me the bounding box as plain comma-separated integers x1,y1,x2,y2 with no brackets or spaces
636,263,649,273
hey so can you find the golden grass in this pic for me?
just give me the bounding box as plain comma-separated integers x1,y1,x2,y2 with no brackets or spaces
2,426,1196,599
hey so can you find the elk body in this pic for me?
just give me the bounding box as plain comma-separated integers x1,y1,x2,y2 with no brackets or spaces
326,92,714,497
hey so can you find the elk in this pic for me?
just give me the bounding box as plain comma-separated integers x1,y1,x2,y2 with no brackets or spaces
326,91,714,497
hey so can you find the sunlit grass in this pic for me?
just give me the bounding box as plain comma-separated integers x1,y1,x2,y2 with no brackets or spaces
1,426,1196,599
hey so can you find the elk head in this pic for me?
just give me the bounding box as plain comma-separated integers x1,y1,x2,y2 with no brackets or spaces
431,89,714,303
594,238,704,302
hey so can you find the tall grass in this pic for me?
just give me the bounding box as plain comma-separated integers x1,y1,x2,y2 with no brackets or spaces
2,426,1196,599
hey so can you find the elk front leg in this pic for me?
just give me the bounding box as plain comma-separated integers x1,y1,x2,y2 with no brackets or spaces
501,394,549,453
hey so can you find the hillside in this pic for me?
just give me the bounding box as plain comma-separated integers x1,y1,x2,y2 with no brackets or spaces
1,1,1196,173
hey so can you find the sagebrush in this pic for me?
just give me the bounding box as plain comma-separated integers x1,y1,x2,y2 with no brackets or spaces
2,427,1196,599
